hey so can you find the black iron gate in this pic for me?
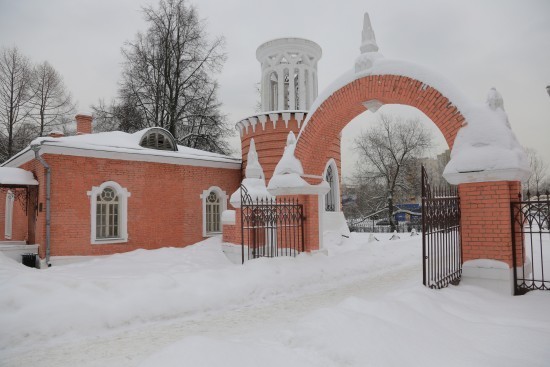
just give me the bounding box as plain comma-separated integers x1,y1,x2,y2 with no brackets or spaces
421,166,462,289
240,185,305,263
511,191,550,295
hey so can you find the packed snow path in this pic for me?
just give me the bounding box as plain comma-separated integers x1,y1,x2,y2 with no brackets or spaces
1,234,549,366
5,260,418,367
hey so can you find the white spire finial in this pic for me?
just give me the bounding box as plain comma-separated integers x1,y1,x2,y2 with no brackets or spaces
360,13,378,53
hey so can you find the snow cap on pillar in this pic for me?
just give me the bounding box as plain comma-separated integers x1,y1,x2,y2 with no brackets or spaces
273,131,304,176
245,139,264,179
230,139,272,208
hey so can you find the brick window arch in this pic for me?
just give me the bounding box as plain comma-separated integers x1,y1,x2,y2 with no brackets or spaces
200,186,227,237
87,181,131,244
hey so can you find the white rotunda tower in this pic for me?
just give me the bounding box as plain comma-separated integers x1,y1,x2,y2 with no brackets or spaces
235,38,326,182
256,38,322,111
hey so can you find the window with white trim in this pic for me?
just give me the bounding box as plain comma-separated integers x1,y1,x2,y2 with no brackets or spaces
96,187,119,239
88,181,130,244
200,186,227,236
5,190,14,239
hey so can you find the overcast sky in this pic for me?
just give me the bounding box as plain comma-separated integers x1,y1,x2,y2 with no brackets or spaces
1,0,549,179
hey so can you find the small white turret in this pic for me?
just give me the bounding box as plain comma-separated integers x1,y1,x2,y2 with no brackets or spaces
256,38,322,111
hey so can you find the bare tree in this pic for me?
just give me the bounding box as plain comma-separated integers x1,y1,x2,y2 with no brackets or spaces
354,113,432,231
29,61,75,136
92,98,145,133
0,47,33,159
93,0,232,153
525,148,548,197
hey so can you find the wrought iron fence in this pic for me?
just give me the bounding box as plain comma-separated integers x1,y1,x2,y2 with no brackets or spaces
422,166,462,289
511,190,550,295
240,185,305,263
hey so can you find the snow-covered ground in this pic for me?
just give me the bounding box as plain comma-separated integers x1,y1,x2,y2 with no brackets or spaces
1,233,549,366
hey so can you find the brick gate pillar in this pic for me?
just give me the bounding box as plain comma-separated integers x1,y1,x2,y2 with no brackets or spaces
459,180,522,283
300,194,321,252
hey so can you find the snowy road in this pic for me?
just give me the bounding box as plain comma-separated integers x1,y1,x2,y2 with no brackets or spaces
3,259,420,367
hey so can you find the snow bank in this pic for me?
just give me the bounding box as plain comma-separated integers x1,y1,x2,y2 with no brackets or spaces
0,167,39,186
140,284,550,367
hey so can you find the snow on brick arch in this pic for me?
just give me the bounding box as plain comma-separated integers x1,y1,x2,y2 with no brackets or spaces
292,13,529,186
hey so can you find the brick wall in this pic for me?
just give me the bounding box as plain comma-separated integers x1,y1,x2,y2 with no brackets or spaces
459,181,521,267
2,154,240,258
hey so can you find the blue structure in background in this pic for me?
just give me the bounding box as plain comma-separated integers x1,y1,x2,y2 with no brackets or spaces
394,203,421,223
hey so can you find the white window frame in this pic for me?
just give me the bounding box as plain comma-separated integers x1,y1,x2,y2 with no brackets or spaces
200,186,227,237
87,181,130,244
5,190,14,239
323,159,340,212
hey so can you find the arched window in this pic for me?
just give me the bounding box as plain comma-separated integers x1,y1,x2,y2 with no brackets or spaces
200,186,227,236
269,72,278,110
4,190,14,239
324,160,340,212
96,187,119,239
139,128,178,151
88,181,130,244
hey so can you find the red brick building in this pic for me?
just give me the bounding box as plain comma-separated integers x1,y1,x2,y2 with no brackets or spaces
0,115,241,266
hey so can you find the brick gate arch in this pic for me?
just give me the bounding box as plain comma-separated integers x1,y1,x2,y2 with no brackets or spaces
285,73,525,282
295,74,464,177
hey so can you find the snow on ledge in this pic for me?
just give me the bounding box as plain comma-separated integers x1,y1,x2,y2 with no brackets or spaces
268,173,329,196
0,167,39,186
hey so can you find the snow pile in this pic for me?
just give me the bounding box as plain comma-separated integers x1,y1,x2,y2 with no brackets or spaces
268,131,329,195
0,167,39,186
230,139,272,207
296,12,529,185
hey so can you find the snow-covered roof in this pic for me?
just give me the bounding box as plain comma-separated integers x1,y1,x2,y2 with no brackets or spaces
2,128,241,170
0,167,39,186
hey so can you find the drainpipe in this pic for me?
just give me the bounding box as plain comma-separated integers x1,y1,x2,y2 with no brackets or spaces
31,143,51,266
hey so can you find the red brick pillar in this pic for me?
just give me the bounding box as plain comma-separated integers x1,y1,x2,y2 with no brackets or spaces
222,209,241,245
459,181,521,267
301,194,320,252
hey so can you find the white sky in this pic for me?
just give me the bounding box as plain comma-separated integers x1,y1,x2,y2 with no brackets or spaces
1,0,549,180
